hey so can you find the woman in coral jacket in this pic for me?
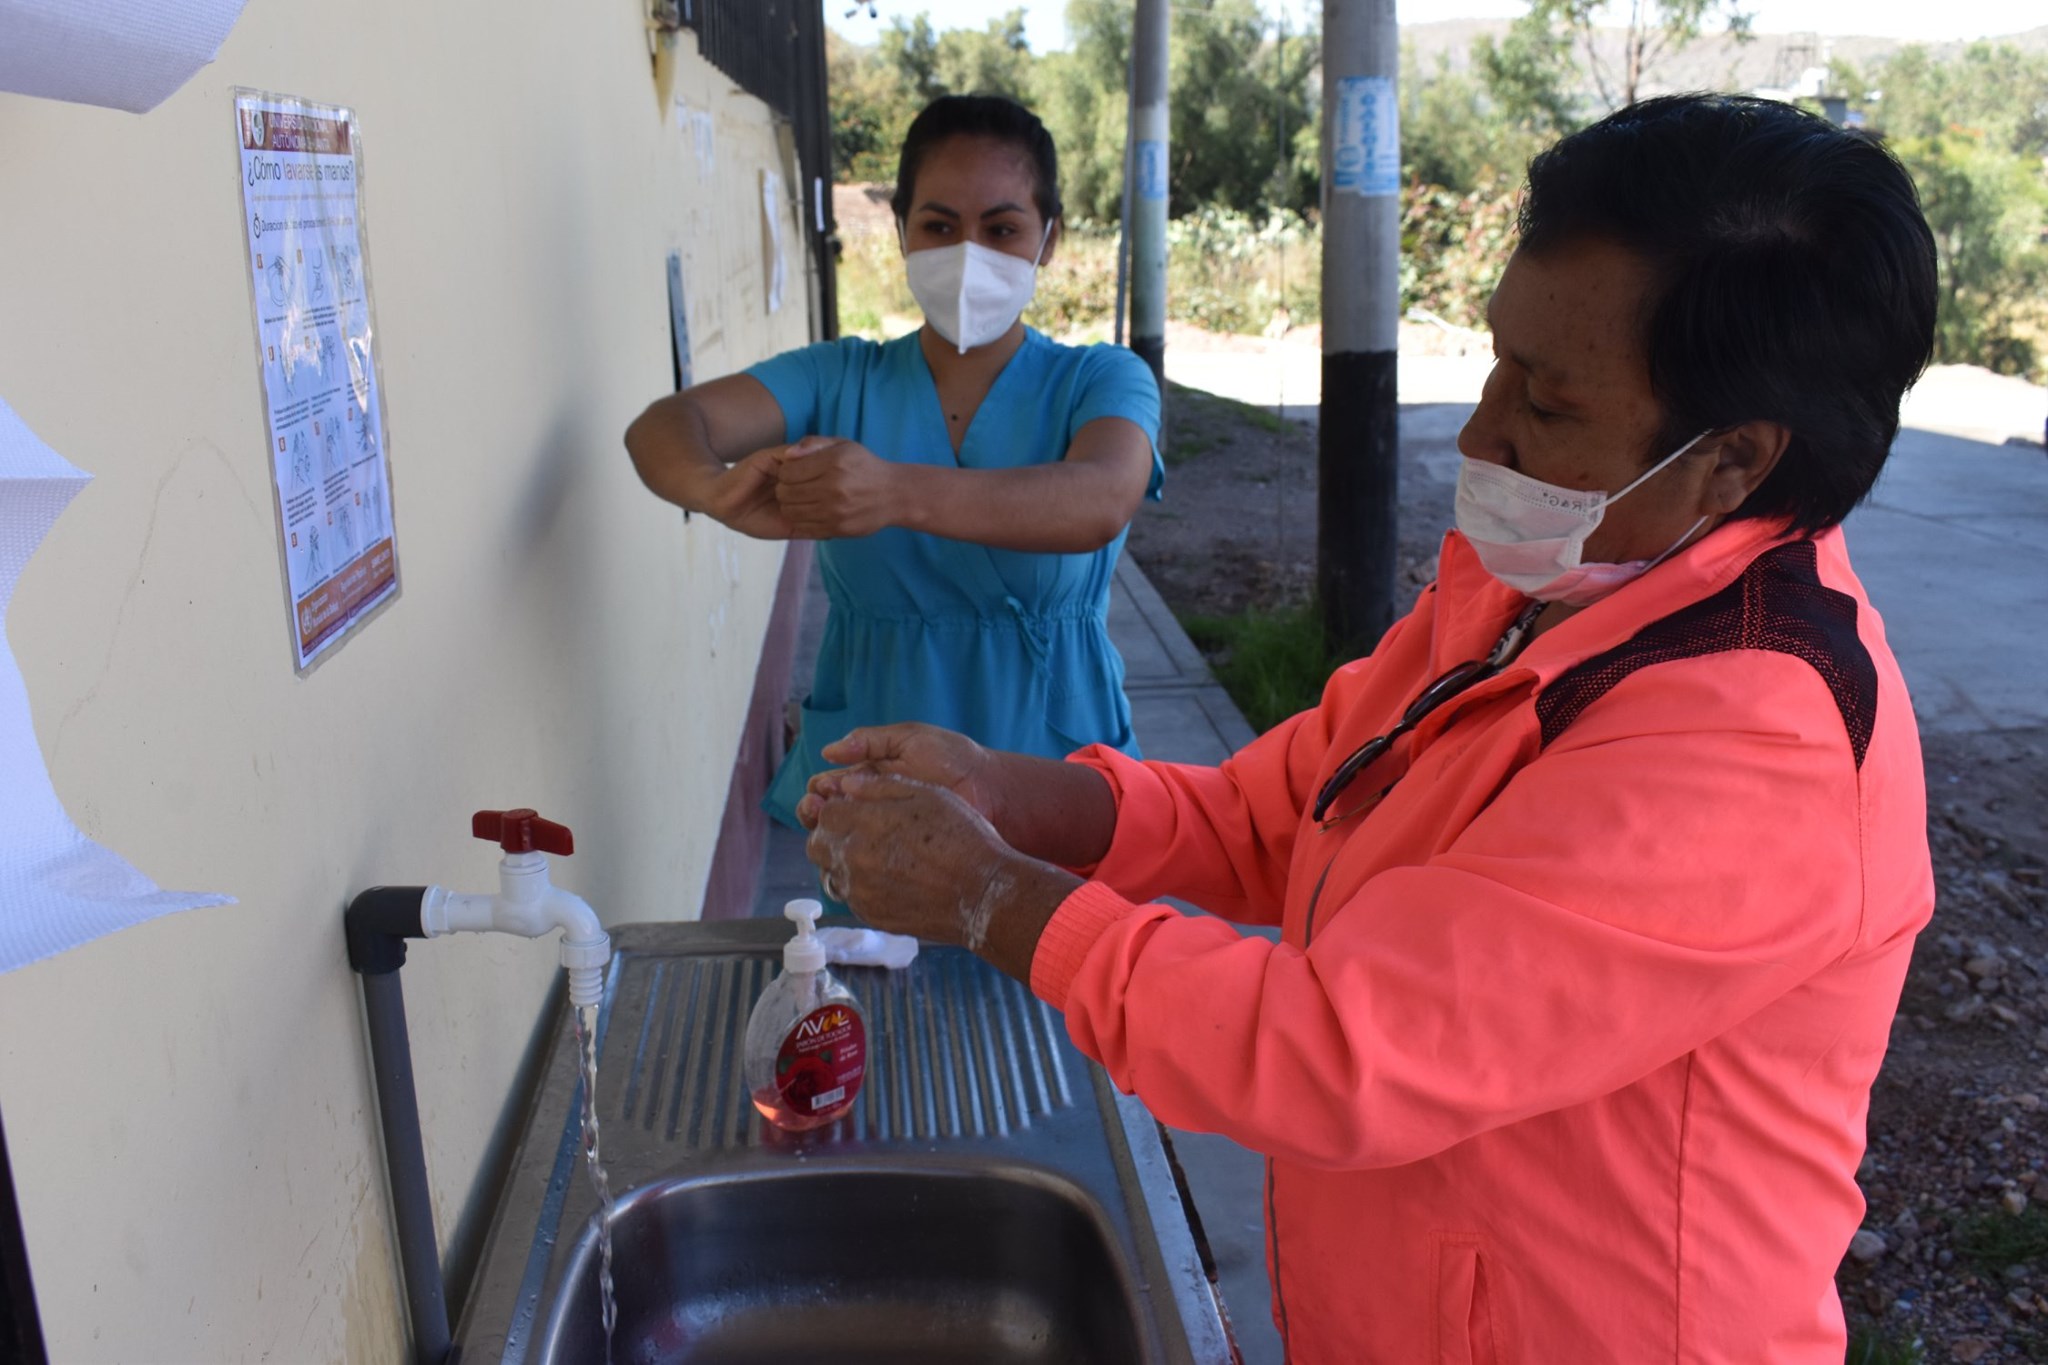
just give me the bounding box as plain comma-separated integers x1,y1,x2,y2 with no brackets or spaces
800,95,1942,1363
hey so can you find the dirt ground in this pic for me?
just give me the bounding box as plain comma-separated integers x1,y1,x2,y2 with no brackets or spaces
1126,375,2048,1362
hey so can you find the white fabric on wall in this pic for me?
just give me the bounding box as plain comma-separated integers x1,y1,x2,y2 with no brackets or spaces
0,396,229,973
0,0,248,114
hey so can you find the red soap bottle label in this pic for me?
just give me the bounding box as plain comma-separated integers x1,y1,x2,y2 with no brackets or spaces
776,1005,866,1116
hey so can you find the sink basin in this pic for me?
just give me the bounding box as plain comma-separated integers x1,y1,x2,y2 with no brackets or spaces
452,921,1233,1364
534,1163,1144,1364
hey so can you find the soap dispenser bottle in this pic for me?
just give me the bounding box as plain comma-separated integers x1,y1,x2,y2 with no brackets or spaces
745,899,868,1131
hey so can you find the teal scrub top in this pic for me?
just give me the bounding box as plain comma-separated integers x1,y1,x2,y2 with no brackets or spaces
747,329,1164,829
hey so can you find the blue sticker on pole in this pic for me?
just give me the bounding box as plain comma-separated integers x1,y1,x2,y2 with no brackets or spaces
1136,139,1167,202
1332,76,1400,197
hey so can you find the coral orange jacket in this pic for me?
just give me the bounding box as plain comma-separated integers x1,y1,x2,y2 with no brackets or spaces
1032,518,1931,1363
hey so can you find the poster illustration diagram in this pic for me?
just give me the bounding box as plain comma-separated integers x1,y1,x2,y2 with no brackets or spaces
236,91,400,671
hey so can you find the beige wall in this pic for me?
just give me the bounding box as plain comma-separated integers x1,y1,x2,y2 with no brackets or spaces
0,2,811,1359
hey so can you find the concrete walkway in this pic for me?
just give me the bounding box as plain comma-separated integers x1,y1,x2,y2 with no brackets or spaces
1849,424,2048,736
1102,558,1284,1365
747,347,2048,1365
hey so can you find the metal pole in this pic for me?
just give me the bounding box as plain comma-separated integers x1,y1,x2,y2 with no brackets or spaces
1318,0,1402,656
1114,31,1135,349
1129,0,1170,406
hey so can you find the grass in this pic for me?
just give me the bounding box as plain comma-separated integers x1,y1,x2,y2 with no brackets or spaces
1163,381,1295,466
1845,1324,1925,1365
1156,379,1329,730
1180,600,1345,734
1955,1204,2048,1272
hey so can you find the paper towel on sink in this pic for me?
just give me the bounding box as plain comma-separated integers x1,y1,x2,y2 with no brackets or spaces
0,0,249,114
0,395,230,974
817,926,919,970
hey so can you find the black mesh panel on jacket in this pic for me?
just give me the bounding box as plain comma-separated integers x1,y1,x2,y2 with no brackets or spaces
1535,540,1877,767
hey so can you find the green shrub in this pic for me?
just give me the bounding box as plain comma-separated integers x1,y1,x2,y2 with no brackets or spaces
1400,173,1520,330
1028,222,1121,337
835,226,918,340
839,208,1327,343
1167,207,1321,335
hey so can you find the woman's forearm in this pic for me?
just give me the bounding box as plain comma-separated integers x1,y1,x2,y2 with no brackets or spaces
893,413,1154,550
625,393,729,512
983,748,1119,869
894,459,1145,552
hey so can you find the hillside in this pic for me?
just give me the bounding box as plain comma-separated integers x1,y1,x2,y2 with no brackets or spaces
1402,18,2048,97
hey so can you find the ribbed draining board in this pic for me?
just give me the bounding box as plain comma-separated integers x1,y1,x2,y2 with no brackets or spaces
606,947,1076,1149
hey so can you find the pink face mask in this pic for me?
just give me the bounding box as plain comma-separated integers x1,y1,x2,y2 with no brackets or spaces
1453,431,1711,607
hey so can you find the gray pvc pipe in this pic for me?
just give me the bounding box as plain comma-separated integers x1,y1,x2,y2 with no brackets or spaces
361,970,452,1364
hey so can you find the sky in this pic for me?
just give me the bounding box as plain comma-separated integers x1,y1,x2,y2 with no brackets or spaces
827,0,2046,52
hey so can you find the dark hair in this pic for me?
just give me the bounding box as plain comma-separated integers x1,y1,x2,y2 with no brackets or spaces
1518,94,1937,533
891,94,1063,228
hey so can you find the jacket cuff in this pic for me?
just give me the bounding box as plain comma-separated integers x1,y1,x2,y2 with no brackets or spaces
1030,879,1140,1011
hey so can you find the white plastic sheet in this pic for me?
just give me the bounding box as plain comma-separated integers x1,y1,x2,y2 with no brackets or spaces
0,0,249,114
762,169,787,314
0,396,230,974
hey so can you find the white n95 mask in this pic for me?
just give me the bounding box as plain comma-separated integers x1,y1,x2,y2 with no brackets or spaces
1454,430,1711,607
902,224,1049,354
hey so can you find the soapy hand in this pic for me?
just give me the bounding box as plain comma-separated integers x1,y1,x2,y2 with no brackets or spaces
796,723,994,830
774,435,899,539
803,769,1077,981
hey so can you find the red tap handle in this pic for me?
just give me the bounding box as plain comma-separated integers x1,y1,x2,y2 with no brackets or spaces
471,808,574,856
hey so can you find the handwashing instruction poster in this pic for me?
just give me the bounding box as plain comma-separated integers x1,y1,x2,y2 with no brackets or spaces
234,91,400,672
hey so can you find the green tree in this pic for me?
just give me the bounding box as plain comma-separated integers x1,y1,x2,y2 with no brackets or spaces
1025,0,1134,221
1039,0,1319,221
1895,129,2048,378
1868,41,2048,159
1402,51,1495,192
933,9,1033,102
1401,16,1580,195
1474,13,1581,140
1855,42,2048,379
1523,0,1752,110
1032,57,1127,221
1167,0,1320,216
829,11,1036,189
828,29,917,184
879,14,943,105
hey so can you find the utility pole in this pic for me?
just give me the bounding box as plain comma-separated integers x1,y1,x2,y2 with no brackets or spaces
1129,0,1169,406
1318,0,1401,656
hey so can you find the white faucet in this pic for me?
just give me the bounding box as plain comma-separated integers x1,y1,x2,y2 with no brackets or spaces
418,808,612,1008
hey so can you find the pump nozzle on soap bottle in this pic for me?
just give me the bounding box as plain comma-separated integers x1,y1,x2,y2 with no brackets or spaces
743,899,868,1131
782,898,827,972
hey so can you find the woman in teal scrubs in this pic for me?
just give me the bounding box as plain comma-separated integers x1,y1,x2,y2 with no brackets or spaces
627,95,1163,830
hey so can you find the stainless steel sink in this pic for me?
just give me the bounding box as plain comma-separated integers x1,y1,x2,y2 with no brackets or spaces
452,920,1235,1365
535,1163,1146,1364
